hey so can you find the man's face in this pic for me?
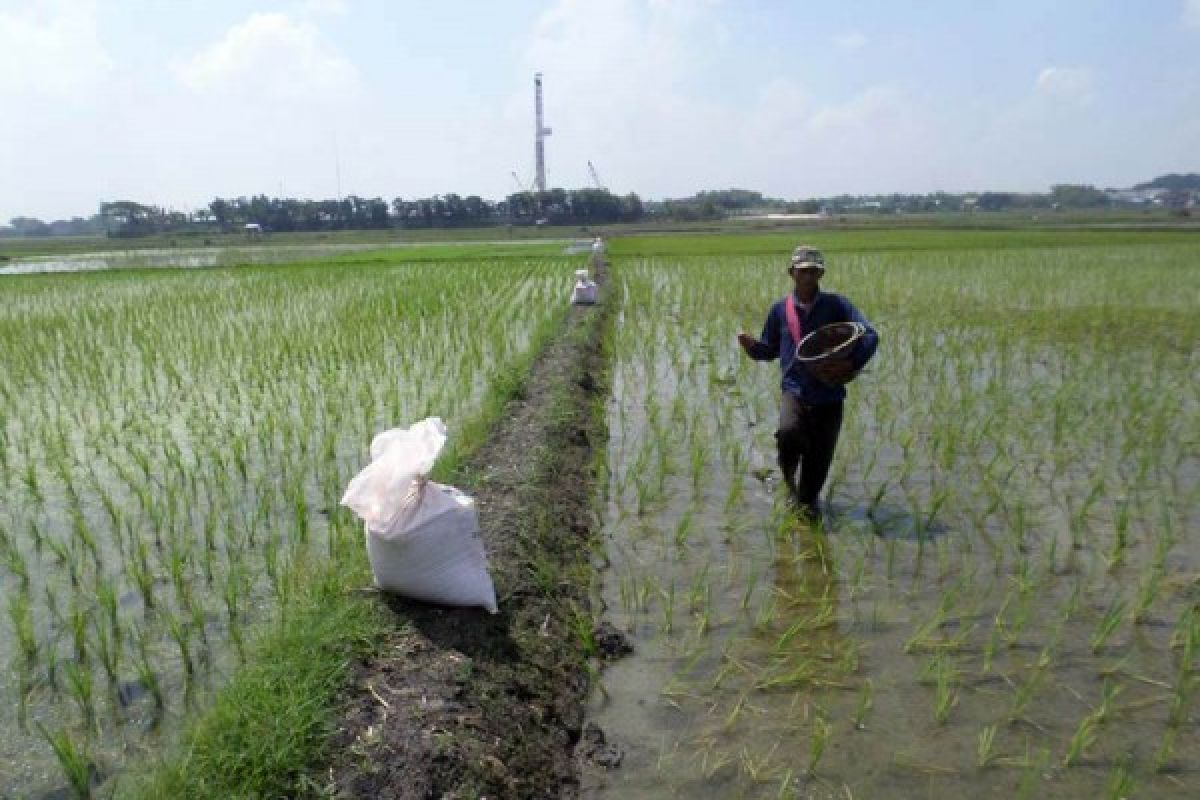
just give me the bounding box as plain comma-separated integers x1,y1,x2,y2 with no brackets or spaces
790,265,823,290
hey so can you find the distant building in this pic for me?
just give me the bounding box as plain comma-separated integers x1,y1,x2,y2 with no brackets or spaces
1106,188,1167,206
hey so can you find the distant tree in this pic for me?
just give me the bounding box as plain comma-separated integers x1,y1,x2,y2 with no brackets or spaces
692,189,765,210
622,192,644,221
976,192,1015,211
8,216,50,236
1133,173,1200,192
100,201,161,236
1050,184,1109,208
209,198,231,229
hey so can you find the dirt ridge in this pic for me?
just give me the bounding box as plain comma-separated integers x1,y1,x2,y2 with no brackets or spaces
319,260,611,799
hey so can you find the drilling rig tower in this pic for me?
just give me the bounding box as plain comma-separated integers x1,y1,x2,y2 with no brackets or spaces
534,73,552,192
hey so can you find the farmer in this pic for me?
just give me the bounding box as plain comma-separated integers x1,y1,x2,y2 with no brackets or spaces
737,245,879,520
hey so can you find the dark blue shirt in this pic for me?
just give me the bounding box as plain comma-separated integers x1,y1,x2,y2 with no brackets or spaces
745,290,880,404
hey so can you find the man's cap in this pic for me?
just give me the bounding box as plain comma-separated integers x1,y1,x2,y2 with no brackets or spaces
789,245,825,270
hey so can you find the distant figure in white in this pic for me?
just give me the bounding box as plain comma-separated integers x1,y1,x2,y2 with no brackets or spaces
571,268,597,305
591,235,607,267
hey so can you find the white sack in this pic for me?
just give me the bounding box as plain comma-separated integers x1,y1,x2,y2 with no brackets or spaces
571,280,597,305
341,417,448,534
340,417,498,613
364,483,497,613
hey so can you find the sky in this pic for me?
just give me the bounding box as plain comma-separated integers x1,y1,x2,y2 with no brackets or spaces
2,0,1198,221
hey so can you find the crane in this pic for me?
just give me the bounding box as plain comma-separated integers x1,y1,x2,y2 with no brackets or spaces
587,160,605,191
511,171,530,193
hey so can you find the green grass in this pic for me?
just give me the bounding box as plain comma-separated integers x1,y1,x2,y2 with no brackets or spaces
119,551,384,799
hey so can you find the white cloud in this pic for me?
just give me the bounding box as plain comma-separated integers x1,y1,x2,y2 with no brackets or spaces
809,86,906,133
740,80,946,196
1035,66,1094,104
517,0,721,192
1184,0,1200,28
833,31,868,50
516,0,947,198
302,0,350,16
0,0,112,96
173,12,358,99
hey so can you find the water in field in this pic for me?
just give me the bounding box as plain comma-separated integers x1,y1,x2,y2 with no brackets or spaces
0,238,573,275
0,257,568,796
585,247,1200,799
0,243,373,274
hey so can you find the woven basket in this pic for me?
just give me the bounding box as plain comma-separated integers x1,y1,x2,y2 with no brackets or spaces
794,321,865,364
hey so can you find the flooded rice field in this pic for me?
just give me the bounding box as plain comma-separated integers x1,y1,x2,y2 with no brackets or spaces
585,244,1199,798
0,238,577,275
0,257,567,796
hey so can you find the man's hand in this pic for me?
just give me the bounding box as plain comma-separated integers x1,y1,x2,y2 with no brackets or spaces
809,358,857,386
737,332,760,355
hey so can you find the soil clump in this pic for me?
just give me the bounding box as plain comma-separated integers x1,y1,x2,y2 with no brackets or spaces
319,260,615,798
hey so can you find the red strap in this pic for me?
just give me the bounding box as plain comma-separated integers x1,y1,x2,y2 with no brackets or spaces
785,295,804,345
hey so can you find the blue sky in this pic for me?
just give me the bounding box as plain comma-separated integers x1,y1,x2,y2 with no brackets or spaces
2,0,1198,221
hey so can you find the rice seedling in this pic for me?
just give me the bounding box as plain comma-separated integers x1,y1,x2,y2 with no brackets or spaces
1015,746,1051,800
738,743,779,783
1154,725,1178,773
1105,757,1135,799
976,724,999,768
852,678,873,730
92,618,119,688
63,660,97,731
806,714,832,777
37,724,93,800
932,655,959,724
8,591,39,665
1090,598,1128,654
1062,711,1099,767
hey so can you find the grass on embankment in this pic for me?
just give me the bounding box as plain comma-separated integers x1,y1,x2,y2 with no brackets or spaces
119,305,569,799
118,550,385,799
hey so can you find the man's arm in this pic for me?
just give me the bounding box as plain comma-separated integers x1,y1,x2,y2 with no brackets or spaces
738,304,781,361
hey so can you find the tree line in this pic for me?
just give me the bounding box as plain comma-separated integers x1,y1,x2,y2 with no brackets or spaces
654,180,1197,218
1,188,645,238
4,173,1195,238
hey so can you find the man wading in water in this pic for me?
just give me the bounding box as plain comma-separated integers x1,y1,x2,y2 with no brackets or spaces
737,245,879,522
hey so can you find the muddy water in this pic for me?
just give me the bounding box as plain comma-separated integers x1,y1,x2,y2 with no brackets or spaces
584,261,1199,798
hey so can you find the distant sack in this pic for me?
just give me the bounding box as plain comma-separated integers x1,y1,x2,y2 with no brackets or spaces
571,280,597,305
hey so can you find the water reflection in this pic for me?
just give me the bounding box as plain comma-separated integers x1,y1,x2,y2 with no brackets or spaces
0,245,368,274
0,239,585,275
753,519,851,694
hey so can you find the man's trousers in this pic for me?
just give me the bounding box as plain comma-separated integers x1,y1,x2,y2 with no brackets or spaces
775,394,844,510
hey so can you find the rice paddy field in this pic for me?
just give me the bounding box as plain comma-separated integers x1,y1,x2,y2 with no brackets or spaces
587,229,1200,798
0,247,572,797
2,227,1198,798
